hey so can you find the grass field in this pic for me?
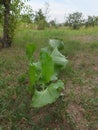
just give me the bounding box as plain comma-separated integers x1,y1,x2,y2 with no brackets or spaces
0,26,98,130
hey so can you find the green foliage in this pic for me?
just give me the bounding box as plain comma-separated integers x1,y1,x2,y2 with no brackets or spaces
90,42,98,49
40,49,54,83
49,39,64,50
51,48,68,67
20,5,34,24
17,73,27,85
0,4,4,25
0,0,32,47
34,9,46,23
26,39,68,107
26,43,36,60
66,12,83,29
64,41,81,57
34,9,48,30
29,65,37,86
49,20,57,28
31,80,64,108
85,16,96,27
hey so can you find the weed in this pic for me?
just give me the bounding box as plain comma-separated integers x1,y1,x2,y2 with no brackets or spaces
90,42,98,49
26,39,68,107
63,41,81,58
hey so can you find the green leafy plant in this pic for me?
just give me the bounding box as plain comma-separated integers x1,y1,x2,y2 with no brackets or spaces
26,39,68,108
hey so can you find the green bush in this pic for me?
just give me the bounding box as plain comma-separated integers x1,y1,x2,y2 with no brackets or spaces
26,39,68,107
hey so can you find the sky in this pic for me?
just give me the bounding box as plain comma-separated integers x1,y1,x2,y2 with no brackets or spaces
28,0,98,23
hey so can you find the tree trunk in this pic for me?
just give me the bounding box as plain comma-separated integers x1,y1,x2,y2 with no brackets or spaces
1,0,12,48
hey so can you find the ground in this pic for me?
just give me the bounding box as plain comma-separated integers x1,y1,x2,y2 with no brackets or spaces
0,26,98,130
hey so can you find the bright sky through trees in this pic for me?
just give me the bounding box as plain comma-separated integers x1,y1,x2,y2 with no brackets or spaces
28,0,98,23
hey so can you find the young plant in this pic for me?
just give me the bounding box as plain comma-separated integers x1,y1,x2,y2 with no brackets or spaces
26,39,68,108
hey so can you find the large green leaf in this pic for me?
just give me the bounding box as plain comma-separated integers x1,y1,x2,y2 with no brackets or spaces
31,80,64,107
33,62,41,71
29,62,41,86
29,62,42,94
49,39,64,50
29,64,37,86
51,48,68,68
26,44,36,60
28,64,37,94
40,49,55,83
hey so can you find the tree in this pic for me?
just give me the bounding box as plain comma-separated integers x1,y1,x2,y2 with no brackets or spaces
20,13,33,24
65,12,83,29
49,20,56,27
20,4,34,24
34,9,48,30
0,3,3,24
85,16,96,28
0,0,29,48
95,16,98,26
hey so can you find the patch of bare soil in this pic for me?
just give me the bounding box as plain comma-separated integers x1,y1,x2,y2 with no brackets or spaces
29,104,74,130
67,102,98,130
65,49,98,130
67,103,91,130
6,100,74,130
72,35,98,43
92,55,98,71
